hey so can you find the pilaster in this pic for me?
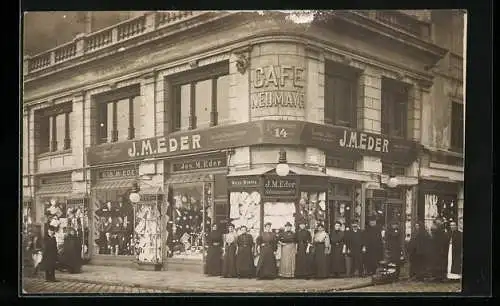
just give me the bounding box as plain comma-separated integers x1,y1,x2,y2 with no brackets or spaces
140,71,157,138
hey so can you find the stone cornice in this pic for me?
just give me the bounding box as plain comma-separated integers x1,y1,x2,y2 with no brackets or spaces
23,31,437,106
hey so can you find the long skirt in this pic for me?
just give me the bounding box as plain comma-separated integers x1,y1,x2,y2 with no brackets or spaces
222,244,237,278
236,246,255,278
295,244,312,279
279,243,296,278
313,243,329,279
330,246,345,275
447,243,461,280
256,245,277,279
205,245,222,276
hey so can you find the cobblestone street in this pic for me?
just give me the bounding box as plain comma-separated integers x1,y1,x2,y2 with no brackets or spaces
23,278,164,294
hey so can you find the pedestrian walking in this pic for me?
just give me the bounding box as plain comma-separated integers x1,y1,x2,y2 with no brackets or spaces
42,226,59,282
61,228,82,274
312,223,330,279
362,217,384,276
222,223,238,278
278,222,296,278
428,220,448,282
446,221,462,281
256,222,278,280
344,221,363,277
385,221,403,277
205,224,223,276
294,219,312,279
407,221,430,281
235,225,255,278
329,221,345,278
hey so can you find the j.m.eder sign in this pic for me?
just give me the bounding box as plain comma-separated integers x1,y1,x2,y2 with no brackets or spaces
86,120,419,166
251,65,306,110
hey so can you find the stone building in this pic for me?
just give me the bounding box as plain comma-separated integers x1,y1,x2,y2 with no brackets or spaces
22,10,465,270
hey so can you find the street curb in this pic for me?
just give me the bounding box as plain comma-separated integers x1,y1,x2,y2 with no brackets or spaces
24,275,375,293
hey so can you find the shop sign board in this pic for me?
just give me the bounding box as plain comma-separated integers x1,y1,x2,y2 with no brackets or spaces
97,167,138,180
227,177,261,189
263,177,298,198
87,120,419,166
172,155,227,172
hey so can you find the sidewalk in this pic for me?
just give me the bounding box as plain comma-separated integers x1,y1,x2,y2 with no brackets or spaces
24,265,374,293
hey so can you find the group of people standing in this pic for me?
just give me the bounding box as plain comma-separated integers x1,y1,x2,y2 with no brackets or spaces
205,216,462,282
204,217,397,280
407,218,462,282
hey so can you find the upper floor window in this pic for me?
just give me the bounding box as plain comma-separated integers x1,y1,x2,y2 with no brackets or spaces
35,102,72,154
95,85,141,145
324,62,358,128
381,78,408,138
169,61,230,132
450,100,464,153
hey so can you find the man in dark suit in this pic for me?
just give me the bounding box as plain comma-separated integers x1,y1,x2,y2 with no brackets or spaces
344,220,363,277
362,216,384,276
43,226,59,282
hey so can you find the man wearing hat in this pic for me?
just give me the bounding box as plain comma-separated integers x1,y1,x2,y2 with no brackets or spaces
344,220,363,277
43,226,59,282
362,216,384,276
278,222,297,278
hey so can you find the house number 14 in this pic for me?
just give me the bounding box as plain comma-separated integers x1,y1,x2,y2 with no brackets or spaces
274,128,288,138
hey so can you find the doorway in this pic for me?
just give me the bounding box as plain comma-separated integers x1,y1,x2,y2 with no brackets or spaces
366,196,404,231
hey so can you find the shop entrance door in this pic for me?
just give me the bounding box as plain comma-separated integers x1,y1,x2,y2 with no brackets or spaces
369,198,403,231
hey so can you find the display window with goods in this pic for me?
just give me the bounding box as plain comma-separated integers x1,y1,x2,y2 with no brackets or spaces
43,197,68,251
66,199,91,260
166,183,212,259
229,191,261,240
93,192,135,256
296,191,327,235
134,198,162,265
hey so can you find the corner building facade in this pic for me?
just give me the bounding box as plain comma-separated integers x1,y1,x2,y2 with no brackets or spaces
22,11,465,270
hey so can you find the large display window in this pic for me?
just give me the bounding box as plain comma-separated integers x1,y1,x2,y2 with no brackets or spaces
166,182,212,259
229,191,261,239
296,191,327,233
133,193,163,265
66,198,91,260
93,192,135,256
42,197,67,251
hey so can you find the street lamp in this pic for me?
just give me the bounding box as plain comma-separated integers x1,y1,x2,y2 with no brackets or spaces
275,148,290,177
386,176,399,188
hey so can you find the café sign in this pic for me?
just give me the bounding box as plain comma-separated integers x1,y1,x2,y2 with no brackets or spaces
87,120,419,166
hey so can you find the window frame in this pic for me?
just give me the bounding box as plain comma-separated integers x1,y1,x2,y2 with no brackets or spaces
94,84,141,145
324,62,359,129
35,102,73,155
381,78,409,139
168,61,230,133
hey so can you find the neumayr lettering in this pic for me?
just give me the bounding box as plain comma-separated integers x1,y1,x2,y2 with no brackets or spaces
128,134,202,158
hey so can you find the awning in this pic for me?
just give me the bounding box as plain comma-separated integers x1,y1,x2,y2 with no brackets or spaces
226,166,274,177
37,184,73,195
92,179,135,191
165,173,214,184
139,187,163,195
67,193,88,199
289,165,328,177
326,168,373,182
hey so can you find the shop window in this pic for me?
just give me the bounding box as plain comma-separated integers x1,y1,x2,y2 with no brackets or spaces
296,191,327,235
95,85,140,144
381,78,408,138
42,198,67,251
324,62,358,128
229,191,261,240
22,200,34,234
423,193,458,232
327,184,354,231
263,202,296,231
66,198,90,260
167,183,212,259
450,101,464,153
93,192,135,256
170,61,230,132
35,103,72,154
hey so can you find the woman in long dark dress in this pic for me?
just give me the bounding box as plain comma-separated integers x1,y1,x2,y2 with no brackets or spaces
205,224,223,276
295,220,312,279
407,221,430,280
256,222,278,280
330,221,345,277
278,222,297,278
429,221,449,282
385,221,403,277
222,223,238,278
62,228,82,274
236,225,255,278
312,223,331,279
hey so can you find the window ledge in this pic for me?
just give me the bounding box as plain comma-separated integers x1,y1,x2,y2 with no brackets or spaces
37,149,72,158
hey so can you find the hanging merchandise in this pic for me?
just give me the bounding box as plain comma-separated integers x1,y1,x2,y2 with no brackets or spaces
133,192,163,266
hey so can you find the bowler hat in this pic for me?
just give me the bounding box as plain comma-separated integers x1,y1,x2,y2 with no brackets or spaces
284,222,292,227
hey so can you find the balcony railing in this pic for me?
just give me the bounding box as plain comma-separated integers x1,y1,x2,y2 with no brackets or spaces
24,11,198,75
357,10,431,41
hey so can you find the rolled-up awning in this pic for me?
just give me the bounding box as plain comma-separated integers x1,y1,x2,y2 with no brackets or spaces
226,166,273,177
139,186,163,195
165,173,214,184
92,179,135,190
288,165,328,177
37,184,73,195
